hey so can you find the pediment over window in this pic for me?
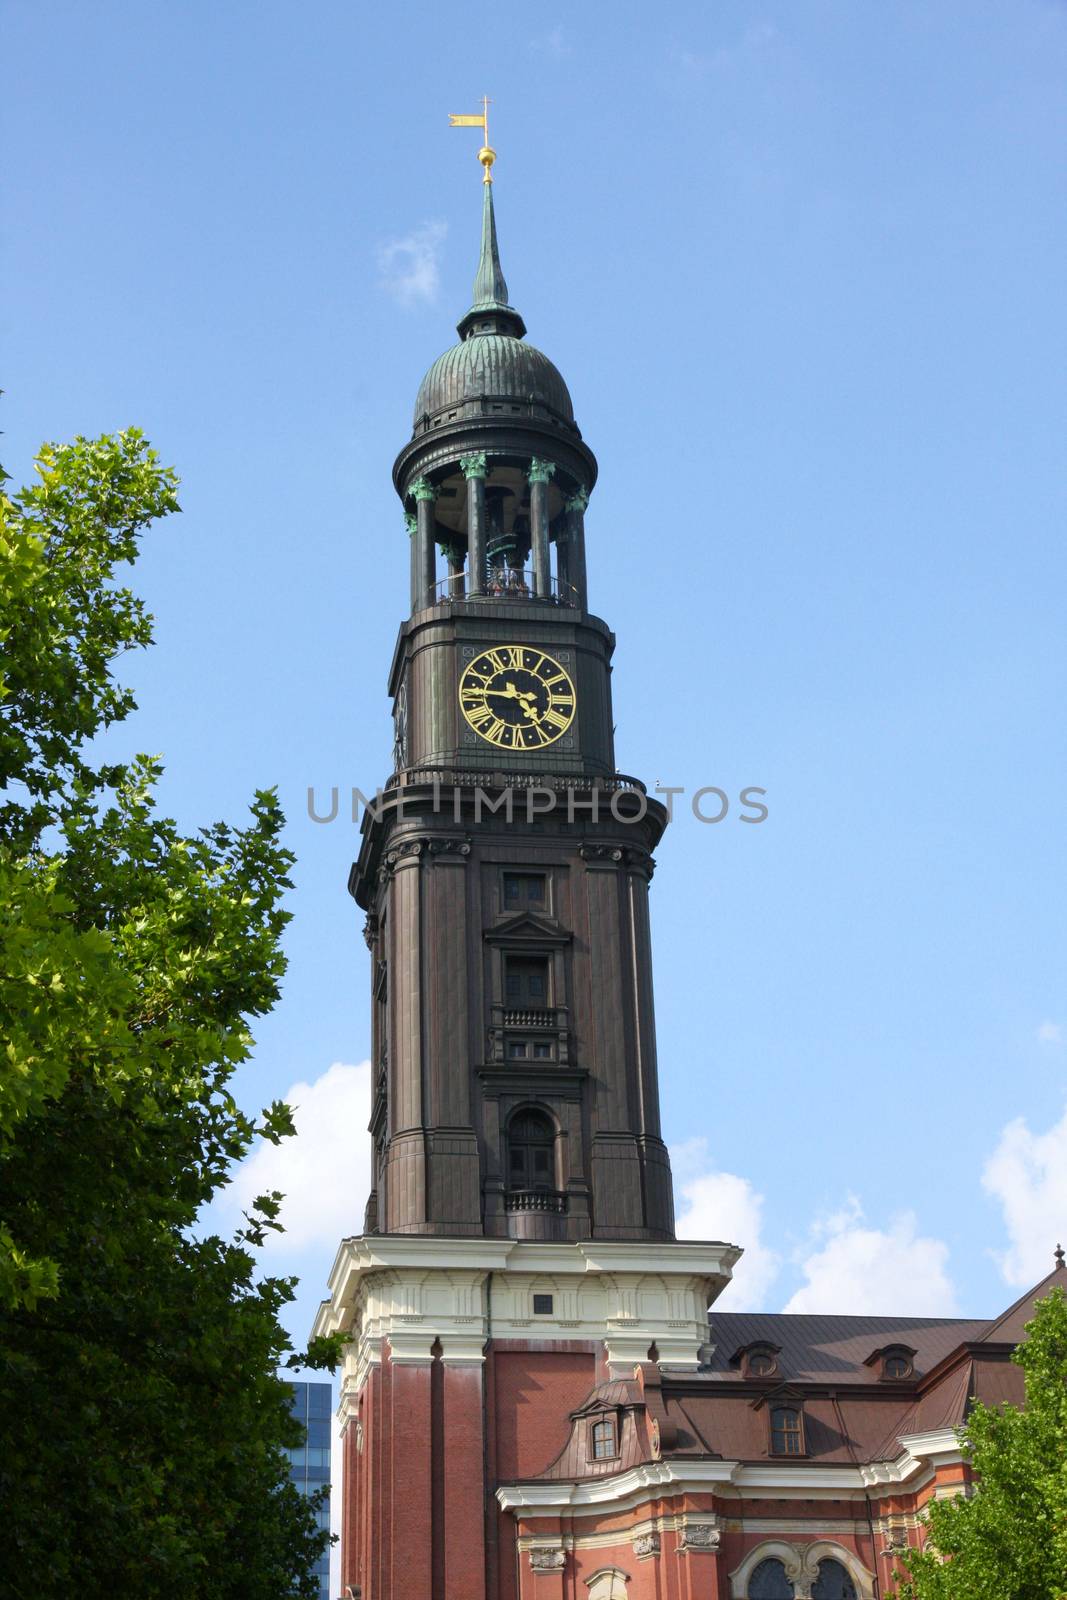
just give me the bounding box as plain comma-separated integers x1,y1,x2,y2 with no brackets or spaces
750,1381,804,1413
485,910,571,947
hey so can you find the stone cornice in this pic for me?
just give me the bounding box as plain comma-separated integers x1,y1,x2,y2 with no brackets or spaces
495,1429,965,1519
314,1235,742,1392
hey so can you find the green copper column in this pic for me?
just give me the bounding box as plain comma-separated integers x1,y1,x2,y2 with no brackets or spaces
528,457,556,600
405,511,418,612
411,476,437,611
565,487,589,610
460,452,488,597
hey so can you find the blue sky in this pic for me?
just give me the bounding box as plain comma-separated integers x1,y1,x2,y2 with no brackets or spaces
5,0,1066,1353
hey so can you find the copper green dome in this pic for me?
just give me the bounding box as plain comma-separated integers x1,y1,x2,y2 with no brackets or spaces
411,178,575,432
413,334,574,428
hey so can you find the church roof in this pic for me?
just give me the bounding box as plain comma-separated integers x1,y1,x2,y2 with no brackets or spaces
513,1264,1065,1483
706,1311,989,1384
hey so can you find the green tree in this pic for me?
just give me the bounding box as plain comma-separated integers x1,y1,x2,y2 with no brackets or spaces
893,1287,1067,1600
0,431,339,1596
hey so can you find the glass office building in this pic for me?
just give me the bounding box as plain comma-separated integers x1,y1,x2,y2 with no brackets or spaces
285,1379,332,1600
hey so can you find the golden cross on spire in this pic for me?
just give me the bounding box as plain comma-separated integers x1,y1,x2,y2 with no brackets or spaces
448,96,496,183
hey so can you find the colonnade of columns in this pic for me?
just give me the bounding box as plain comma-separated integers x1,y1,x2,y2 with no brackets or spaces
406,456,589,614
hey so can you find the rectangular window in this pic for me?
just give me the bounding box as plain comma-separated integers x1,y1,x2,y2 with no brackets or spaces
532,1293,554,1315
505,956,551,1008
532,1042,552,1059
504,872,546,907
770,1406,804,1455
591,1419,617,1460
507,1040,528,1058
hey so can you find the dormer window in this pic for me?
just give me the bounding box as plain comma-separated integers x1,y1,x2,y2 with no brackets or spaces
864,1343,916,1381
590,1418,618,1461
769,1404,804,1456
744,1345,778,1379
881,1348,914,1380
731,1341,781,1380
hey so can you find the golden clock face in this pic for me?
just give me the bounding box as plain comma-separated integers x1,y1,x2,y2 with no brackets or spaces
459,645,576,751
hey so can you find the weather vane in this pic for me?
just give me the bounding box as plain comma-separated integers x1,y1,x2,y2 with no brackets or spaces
448,96,496,183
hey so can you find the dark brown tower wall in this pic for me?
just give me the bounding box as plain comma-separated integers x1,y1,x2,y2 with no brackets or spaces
387,601,617,778
353,775,675,1242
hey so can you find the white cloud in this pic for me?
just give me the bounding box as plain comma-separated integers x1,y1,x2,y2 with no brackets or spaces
670,21,778,76
783,1199,957,1315
983,1105,1067,1286
673,1137,780,1310
1037,1020,1063,1044
377,222,447,307
228,1060,373,1258
529,24,570,58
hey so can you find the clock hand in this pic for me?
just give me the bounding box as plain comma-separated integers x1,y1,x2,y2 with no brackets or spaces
486,682,538,705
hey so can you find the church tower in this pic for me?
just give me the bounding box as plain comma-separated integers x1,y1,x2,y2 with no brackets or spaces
315,140,739,1600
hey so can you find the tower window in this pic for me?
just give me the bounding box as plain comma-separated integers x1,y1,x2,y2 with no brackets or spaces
769,1406,804,1456
507,1108,555,1191
590,1418,617,1460
505,955,549,1007
503,871,546,907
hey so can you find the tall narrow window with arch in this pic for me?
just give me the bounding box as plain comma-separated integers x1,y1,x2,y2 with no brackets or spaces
507,1108,556,1195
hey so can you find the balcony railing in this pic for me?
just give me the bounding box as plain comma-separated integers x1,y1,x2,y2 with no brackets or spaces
501,1008,556,1029
505,1189,568,1215
386,768,648,796
431,569,578,607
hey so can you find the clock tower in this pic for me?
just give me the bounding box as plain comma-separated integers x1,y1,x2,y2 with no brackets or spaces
315,153,739,1600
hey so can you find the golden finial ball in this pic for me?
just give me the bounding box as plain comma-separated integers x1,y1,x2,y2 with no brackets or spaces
478,145,497,171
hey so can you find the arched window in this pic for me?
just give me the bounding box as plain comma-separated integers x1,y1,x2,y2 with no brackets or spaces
811,1557,857,1599
770,1405,804,1455
748,1557,795,1599
507,1109,555,1192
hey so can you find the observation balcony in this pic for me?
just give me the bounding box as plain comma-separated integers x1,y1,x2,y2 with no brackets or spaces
504,1189,568,1215
431,568,579,607
500,1007,557,1029
384,767,648,795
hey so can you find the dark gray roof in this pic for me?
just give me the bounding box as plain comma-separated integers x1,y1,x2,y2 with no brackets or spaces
707,1311,989,1383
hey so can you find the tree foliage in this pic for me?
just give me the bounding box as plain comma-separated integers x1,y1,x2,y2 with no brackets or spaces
893,1287,1067,1600
0,431,339,1596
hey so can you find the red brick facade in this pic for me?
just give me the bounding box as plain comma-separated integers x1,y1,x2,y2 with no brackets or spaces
321,1257,1063,1599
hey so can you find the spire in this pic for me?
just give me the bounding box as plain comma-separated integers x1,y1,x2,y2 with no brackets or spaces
456,169,526,340
473,179,510,311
